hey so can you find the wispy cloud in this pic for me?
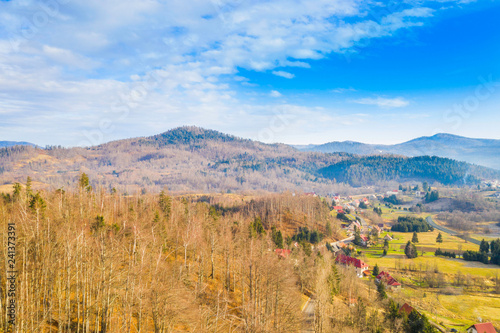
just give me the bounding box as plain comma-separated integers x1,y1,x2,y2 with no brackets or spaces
331,87,357,93
272,71,295,79
353,97,410,108
270,90,283,98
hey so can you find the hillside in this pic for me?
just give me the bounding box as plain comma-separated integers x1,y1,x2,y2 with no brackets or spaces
298,133,500,170
318,155,500,187
0,127,349,194
0,127,499,193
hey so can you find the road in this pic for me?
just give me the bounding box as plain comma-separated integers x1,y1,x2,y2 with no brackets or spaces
356,215,367,227
301,297,315,332
425,216,481,246
331,236,354,246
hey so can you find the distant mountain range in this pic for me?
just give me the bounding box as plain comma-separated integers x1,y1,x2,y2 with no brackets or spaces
296,133,500,170
0,128,499,194
0,141,37,148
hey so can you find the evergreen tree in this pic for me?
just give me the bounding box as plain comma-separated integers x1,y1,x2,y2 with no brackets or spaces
436,233,443,243
405,241,418,259
353,230,363,246
328,264,341,300
12,182,21,202
377,280,387,299
372,263,380,277
159,190,172,220
404,311,437,333
78,173,92,192
271,226,284,248
26,176,33,198
412,231,419,243
480,239,490,253
325,220,332,237
491,239,500,254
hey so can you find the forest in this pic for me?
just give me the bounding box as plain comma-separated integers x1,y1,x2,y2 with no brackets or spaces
318,155,499,187
0,176,412,333
1,127,499,196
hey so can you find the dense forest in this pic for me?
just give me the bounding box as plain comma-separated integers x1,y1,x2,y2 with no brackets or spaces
318,155,499,187
0,177,414,332
391,216,433,233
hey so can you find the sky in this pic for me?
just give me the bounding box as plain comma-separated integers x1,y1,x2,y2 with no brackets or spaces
0,0,499,147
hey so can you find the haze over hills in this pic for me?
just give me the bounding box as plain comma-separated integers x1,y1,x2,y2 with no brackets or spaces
0,127,499,194
297,133,500,170
0,141,37,148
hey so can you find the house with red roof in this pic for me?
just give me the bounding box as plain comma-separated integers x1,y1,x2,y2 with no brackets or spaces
335,254,369,276
467,323,497,333
275,249,291,259
376,271,401,291
399,303,417,316
372,225,381,236
359,235,369,246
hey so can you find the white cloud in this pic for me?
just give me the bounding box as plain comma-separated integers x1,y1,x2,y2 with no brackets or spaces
272,71,295,79
0,0,476,145
353,97,410,108
331,87,357,93
270,90,283,98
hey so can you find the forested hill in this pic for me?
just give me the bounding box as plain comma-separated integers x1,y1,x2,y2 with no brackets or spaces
0,127,349,194
318,155,500,187
1,127,499,193
299,133,500,170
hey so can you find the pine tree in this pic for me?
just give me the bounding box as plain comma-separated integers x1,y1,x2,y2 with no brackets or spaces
412,231,419,243
325,220,332,237
436,233,443,243
480,239,490,253
372,263,380,277
78,173,92,192
328,264,341,300
377,280,387,299
405,241,418,259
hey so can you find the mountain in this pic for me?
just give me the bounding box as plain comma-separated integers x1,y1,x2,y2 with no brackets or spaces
297,133,500,170
0,127,498,194
0,141,36,148
0,126,347,194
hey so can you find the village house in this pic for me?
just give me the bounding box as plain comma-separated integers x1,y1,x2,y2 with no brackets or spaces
399,303,417,316
372,225,381,236
384,234,393,241
360,235,369,246
349,221,361,232
329,242,342,255
335,254,369,277
466,323,497,333
376,271,401,291
275,249,291,259
333,206,344,214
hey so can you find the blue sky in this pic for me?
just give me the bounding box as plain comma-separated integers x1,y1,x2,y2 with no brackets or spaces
0,0,499,146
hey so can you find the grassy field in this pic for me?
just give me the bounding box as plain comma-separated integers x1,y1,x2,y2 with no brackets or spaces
397,288,500,331
384,229,480,252
361,230,499,277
